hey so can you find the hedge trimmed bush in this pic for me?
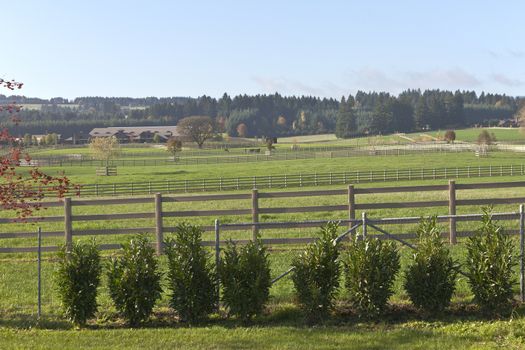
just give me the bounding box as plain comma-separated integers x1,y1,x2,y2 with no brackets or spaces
291,222,341,323
107,236,162,326
465,208,516,315
55,240,101,326
164,223,217,323
220,238,271,323
404,217,457,313
343,236,399,318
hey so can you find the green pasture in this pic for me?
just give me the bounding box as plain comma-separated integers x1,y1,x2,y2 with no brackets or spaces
23,151,525,185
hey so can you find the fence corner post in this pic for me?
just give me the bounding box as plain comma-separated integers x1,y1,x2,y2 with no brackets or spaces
251,188,259,240
64,197,73,252
154,193,163,255
448,180,457,244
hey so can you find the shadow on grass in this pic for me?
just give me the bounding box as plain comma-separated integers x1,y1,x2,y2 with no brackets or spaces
2,302,525,332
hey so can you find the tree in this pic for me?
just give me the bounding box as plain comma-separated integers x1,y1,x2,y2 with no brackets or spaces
236,123,248,137
166,137,182,161
444,130,456,143
477,130,496,145
0,78,74,218
414,96,429,129
335,96,357,138
89,136,120,167
177,116,215,148
152,133,161,143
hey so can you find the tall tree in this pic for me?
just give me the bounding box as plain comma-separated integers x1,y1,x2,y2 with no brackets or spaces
335,96,357,138
177,116,215,148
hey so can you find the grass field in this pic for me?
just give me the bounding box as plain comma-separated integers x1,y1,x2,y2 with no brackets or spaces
3,134,525,349
21,151,525,185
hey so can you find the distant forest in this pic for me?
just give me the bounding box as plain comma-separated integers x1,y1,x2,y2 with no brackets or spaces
0,90,521,139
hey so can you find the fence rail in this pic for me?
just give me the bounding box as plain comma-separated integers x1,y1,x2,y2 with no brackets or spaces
45,164,525,197
27,143,480,167
2,180,525,254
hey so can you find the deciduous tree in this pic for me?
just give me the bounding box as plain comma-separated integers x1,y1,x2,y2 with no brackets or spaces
0,78,75,218
177,116,215,148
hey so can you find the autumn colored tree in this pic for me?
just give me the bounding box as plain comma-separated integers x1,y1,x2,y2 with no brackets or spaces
89,136,121,167
166,137,182,161
0,78,75,218
236,123,248,137
444,130,456,143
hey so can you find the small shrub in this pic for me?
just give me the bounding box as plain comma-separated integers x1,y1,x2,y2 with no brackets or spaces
107,236,162,326
291,222,341,323
164,223,217,323
465,208,516,315
220,238,271,323
55,240,101,326
444,130,456,143
404,217,457,313
343,236,400,318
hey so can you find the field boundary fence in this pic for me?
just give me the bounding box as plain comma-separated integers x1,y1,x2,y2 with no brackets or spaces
39,163,525,197
26,142,484,167
3,180,525,254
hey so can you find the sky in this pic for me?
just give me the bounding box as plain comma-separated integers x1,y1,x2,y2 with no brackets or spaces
2,0,524,99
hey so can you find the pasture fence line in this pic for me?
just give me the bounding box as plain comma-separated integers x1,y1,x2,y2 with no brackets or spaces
42,163,525,197
3,180,525,254
26,143,481,167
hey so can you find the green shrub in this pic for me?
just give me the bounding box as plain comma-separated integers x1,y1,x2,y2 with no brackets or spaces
220,238,271,323
343,236,400,318
164,223,217,323
404,217,457,313
55,240,101,326
107,236,162,326
465,208,516,315
291,222,341,323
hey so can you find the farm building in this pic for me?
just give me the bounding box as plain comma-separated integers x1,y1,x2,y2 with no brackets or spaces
88,126,180,143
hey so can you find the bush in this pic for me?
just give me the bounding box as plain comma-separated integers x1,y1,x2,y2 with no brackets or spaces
291,222,341,323
220,238,271,323
107,236,162,326
55,240,101,326
444,130,456,143
404,217,457,313
164,223,217,323
465,208,516,315
343,236,400,318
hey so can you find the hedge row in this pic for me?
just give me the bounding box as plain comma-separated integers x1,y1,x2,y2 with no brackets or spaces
54,209,517,327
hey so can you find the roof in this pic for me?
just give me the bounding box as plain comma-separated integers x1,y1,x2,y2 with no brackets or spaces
89,126,180,137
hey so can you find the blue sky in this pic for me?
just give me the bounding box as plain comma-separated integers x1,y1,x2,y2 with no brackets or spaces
3,0,524,99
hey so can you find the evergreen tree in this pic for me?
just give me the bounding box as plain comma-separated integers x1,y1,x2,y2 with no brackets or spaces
335,96,356,138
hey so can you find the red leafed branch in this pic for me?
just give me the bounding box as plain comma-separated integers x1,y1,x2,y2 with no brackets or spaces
0,78,79,219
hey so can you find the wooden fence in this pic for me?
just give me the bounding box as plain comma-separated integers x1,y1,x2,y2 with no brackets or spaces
2,179,525,254
44,164,525,197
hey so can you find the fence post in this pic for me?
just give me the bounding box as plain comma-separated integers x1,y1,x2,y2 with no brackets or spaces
37,226,42,320
64,197,73,252
251,189,259,240
154,193,163,255
520,204,525,303
448,180,457,244
348,185,356,227
361,212,367,239
214,219,221,306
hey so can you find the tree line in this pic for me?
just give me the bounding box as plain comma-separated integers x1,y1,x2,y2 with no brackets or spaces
0,90,521,139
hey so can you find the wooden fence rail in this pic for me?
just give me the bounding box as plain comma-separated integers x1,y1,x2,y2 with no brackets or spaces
39,164,525,197
2,180,525,254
